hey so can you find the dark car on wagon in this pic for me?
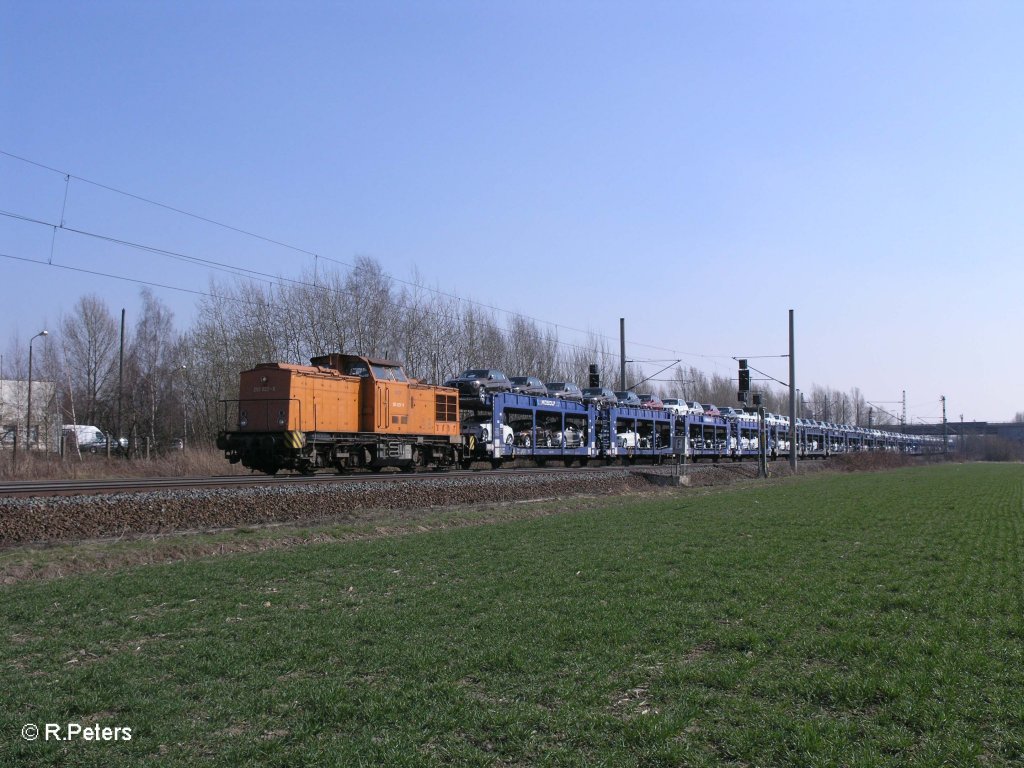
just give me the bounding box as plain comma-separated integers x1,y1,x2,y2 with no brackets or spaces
545,382,584,402
581,387,617,407
509,376,548,396
614,391,643,408
443,369,512,402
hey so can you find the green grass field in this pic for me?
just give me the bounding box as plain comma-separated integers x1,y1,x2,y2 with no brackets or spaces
2,463,1022,767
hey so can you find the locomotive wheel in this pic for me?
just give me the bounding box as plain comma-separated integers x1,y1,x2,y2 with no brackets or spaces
460,458,473,470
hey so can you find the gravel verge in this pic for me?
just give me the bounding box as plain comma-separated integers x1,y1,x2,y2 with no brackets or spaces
0,470,656,547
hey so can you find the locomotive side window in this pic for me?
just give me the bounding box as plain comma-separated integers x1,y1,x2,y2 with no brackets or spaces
346,364,369,377
435,394,458,423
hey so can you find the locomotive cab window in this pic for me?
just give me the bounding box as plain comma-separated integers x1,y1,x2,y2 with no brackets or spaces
371,364,408,382
346,363,370,377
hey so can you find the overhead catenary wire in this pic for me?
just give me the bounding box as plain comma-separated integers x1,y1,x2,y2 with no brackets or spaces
0,150,322,259
0,148,733,363
2,230,743,381
0,250,627,365
1,208,736,375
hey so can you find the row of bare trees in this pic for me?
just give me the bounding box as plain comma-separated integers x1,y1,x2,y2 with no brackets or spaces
8,255,904,450
6,290,189,453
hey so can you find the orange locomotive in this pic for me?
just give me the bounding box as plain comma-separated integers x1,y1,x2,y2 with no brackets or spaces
217,353,462,474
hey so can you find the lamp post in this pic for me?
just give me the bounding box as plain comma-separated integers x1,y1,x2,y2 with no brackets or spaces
23,330,48,464
174,364,187,452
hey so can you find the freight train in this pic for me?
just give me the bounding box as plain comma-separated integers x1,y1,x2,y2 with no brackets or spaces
217,353,944,475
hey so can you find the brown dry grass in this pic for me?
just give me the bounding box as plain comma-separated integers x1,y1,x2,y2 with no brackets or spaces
829,451,942,472
0,446,248,481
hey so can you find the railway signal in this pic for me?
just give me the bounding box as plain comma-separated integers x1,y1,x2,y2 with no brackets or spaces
738,359,750,392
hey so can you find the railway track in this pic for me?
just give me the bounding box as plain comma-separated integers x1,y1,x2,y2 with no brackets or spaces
0,463,670,547
0,463,649,498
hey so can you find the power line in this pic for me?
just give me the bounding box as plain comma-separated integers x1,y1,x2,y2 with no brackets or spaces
1,149,841,390
2,148,719,360
0,149,321,258
2,209,303,287
0,250,625,364
2,215,622,361
2,251,230,301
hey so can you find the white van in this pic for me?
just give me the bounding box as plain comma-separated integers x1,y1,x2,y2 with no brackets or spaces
62,424,126,453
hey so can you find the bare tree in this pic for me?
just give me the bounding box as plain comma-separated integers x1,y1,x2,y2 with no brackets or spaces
122,289,181,450
456,305,506,374
59,295,119,427
344,256,395,358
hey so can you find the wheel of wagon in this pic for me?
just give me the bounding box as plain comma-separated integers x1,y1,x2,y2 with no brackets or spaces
490,458,503,470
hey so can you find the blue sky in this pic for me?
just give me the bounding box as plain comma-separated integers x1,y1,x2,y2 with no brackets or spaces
2,1,1022,422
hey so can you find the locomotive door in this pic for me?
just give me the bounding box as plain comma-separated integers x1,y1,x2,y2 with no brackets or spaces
376,384,389,431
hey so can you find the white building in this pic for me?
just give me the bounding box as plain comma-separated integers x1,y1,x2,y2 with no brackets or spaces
0,379,58,451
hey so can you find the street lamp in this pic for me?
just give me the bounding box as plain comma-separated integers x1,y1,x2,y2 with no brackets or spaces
22,330,48,463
